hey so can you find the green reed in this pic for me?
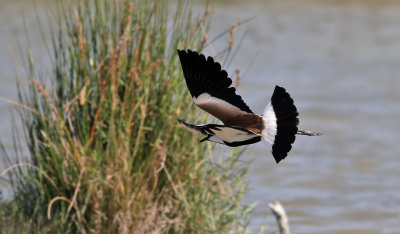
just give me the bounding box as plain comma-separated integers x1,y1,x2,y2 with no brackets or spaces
0,0,253,233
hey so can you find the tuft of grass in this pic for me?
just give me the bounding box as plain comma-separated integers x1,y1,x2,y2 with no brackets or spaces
0,0,253,233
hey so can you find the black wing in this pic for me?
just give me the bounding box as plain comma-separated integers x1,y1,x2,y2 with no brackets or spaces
177,50,253,123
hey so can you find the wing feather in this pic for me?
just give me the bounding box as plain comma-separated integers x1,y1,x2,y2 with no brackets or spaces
178,49,254,125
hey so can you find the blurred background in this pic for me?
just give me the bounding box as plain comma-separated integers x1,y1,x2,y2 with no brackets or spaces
1,0,399,233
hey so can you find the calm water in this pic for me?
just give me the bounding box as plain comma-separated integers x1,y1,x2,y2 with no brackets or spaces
1,0,400,233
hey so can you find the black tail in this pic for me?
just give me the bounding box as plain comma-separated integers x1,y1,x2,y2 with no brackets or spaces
270,86,299,163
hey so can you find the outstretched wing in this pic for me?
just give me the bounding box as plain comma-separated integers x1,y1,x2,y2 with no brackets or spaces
177,49,254,125
177,119,261,147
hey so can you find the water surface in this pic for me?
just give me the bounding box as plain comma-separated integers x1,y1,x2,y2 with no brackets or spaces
198,1,400,233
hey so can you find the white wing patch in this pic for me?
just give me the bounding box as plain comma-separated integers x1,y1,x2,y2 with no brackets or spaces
212,126,255,143
208,136,225,144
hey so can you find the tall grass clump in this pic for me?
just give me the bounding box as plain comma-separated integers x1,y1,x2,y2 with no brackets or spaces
0,0,253,233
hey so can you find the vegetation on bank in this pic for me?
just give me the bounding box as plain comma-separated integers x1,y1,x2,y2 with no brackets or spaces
0,0,252,233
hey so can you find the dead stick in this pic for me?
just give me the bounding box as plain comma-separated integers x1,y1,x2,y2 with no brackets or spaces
268,201,290,234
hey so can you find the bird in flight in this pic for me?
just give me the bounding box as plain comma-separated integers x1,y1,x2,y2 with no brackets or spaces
177,49,321,163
